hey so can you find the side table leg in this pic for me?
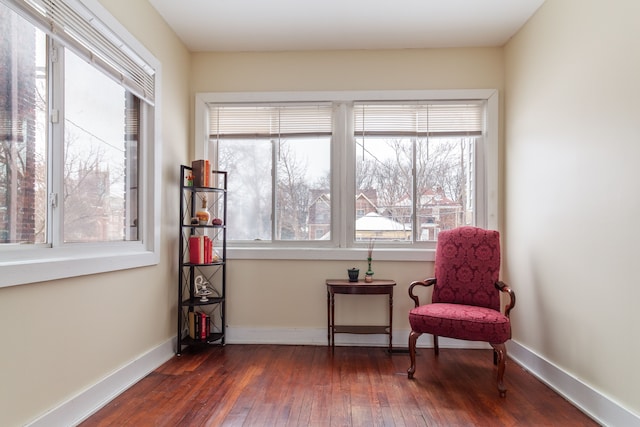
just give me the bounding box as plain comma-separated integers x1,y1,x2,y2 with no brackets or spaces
327,290,330,347
330,291,335,352
389,291,393,353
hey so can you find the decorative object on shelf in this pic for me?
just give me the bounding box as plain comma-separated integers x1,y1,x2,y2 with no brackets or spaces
212,217,223,226
195,195,210,225
348,267,360,282
195,275,213,302
365,239,375,282
186,173,193,187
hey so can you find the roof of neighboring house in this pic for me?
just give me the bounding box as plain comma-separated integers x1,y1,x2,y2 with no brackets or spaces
355,212,409,231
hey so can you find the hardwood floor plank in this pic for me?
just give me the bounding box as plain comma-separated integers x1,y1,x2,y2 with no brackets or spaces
81,345,599,427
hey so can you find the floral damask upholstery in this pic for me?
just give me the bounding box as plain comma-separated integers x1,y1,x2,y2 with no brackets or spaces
407,226,516,397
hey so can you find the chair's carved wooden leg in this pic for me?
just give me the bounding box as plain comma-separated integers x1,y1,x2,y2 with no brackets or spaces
433,335,439,355
407,330,421,379
491,343,507,397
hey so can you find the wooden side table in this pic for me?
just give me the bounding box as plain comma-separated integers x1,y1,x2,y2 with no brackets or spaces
326,279,396,353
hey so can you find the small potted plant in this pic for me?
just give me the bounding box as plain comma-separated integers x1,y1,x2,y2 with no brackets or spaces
365,239,375,282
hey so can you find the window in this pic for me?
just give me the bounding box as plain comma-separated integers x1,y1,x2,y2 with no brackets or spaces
210,104,332,242
0,0,160,287
354,102,482,243
63,48,140,243
196,90,498,261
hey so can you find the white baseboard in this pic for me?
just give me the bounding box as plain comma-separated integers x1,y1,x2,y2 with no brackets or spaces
508,340,639,427
225,326,490,349
26,338,175,427
26,331,639,427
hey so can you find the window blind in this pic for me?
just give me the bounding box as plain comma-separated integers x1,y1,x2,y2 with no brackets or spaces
208,104,333,139
354,102,484,137
4,0,155,104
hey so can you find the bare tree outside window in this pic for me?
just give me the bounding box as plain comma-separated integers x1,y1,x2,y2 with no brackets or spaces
0,3,140,245
61,48,139,243
275,137,329,241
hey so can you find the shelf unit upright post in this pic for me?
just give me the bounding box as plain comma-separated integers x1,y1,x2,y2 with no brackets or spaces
177,165,227,356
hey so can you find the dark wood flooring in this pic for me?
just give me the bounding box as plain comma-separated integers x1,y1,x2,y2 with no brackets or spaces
81,345,599,426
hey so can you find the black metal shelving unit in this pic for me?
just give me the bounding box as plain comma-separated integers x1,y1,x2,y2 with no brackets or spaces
177,165,227,355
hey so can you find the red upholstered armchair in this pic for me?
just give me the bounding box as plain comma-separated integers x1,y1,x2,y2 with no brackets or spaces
407,226,516,397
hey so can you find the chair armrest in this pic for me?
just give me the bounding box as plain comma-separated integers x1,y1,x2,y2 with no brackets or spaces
495,281,516,317
408,278,436,307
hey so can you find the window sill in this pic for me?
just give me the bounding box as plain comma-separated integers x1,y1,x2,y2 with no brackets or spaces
0,244,159,288
227,247,435,262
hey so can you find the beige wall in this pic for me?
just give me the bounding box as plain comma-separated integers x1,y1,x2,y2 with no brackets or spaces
191,47,505,333
228,260,432,332
191,48,503,93
0,1,191,426
504,0,640,415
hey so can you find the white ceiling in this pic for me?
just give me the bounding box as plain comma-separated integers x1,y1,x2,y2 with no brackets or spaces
148,0,545,52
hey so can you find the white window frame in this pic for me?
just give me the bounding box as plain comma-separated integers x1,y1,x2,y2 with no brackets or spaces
0,0,161,288
195,90,498,262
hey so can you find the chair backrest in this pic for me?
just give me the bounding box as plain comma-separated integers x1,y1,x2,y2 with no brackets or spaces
433,226,501,311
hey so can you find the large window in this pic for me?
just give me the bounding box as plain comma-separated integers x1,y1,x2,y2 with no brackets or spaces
354,102,482,242
0,0,160,287
197,91,498,259
211,104,332,242
62,48,140,243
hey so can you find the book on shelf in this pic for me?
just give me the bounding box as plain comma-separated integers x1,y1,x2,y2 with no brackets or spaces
191,159,211,187
200,312,209,340
189,235,214,264
204,236,210,264
189,236,203,264
188,311,211,340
